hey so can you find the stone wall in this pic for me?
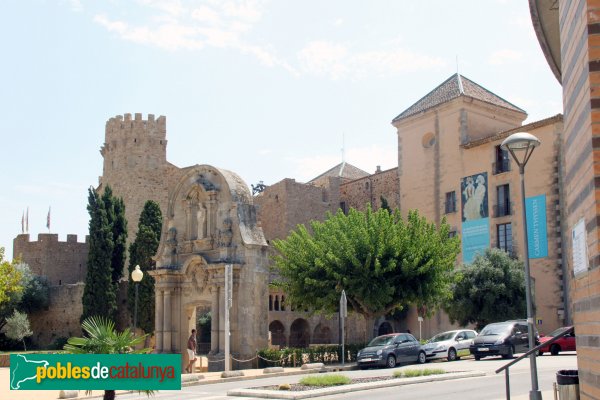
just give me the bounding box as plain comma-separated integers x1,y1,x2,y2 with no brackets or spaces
340,167,400,212
13,234,88,285
255,177,341,242
29,281,131,349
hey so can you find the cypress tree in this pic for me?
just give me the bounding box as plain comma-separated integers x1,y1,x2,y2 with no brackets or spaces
82,188,116,321
102,187,128,285
128,200,162,334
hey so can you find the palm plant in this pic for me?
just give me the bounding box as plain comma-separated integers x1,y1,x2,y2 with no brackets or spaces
64,316,153,400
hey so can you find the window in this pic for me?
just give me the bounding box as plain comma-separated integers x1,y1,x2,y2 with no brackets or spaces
495,184,511,217
445,191,457,213
448,230,457,238
494,145,511,174
497,223,513,253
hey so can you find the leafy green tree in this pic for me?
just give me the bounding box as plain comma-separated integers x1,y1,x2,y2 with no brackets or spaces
272,206,460,337
2,310,33,350
82,187,116,321
0,248,23,306
64,316,150,400
102,187,128,285
0,263,48,332
128,201,162,335
444,248,526,330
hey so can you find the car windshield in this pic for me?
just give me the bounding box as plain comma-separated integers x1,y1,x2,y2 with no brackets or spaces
547,327,571,337
429,332,456,342
480,324,511,336
368,335,396,347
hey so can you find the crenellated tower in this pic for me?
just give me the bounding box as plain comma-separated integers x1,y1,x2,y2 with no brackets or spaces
99,113,181,260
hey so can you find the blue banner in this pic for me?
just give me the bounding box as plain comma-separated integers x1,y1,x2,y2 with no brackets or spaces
462,218,490,263
526,195,548,259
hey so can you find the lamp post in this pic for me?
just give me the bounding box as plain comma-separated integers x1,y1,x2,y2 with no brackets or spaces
131,265,144,334
501,132,541,400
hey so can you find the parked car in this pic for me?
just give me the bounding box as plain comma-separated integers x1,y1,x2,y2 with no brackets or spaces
538,326,576,356
418,329,478,363
357,333,421,368
470,320,539,360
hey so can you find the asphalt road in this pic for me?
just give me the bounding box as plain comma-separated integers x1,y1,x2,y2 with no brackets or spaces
119,352,578,400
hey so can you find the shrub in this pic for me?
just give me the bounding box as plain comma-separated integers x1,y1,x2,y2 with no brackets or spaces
278,383,291,390
299,374,351,387
394,368,446,378
257,343,365,368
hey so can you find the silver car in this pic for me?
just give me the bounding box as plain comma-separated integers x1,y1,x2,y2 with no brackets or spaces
418,329,477,363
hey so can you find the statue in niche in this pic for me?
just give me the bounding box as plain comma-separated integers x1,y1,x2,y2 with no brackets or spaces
163,227,177,266
217,218,233,248
197,206,206,239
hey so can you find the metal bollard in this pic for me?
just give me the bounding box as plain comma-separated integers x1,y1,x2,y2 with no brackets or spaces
556,370,579,400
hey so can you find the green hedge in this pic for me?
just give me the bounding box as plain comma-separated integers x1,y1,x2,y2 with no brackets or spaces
257,344,365,368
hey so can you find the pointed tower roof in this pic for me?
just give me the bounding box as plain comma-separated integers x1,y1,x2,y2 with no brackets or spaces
392,74,526,122
308,162,370,184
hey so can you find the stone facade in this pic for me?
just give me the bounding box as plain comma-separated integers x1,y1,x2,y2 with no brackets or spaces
150,165,270,371
13,234,88,285
340,167,400,212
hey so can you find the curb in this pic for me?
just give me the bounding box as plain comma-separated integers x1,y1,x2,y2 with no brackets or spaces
227,371,486,399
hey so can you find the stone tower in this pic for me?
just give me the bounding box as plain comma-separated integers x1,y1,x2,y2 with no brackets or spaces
99,113,180,255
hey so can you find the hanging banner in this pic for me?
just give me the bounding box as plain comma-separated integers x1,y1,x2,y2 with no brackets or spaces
525,195,548,259
462,218,490,263
461,172,490,263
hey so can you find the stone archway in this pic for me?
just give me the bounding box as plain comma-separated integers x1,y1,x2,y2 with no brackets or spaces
150,165,269,370
313,324,332,344
289,318,310,348
378,321,393,336
269,320,286,347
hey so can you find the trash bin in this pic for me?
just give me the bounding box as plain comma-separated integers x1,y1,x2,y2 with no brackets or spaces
556,370,579,400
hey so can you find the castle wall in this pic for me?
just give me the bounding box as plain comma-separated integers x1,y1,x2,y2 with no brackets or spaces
340,168,400,212
255,177,341,242
29,281,131,349
13,234,88,285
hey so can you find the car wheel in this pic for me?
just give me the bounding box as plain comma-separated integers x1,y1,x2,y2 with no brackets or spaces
550,344,561,356
418,351,427,364
502,346,514,359
537,350,543,356
474,355,481,361
447,348,457,362
386,355,396,368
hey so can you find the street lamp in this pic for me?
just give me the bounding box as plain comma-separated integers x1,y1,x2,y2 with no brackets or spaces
501,132,541,400
131,265,144,334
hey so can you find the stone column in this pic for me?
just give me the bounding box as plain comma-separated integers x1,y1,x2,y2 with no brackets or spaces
210,286,219,353
155,289,164,353
163,289,172,352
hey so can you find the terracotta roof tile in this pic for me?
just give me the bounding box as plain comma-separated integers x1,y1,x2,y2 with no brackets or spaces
392,74,526,122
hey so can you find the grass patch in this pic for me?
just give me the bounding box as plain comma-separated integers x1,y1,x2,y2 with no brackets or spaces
393,368,446,378
299,374,352,387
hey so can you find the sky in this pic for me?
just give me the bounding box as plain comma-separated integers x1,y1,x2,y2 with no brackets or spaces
0,0,562,260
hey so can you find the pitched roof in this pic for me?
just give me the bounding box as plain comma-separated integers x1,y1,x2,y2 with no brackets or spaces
392,74,526,123
308,162,370,183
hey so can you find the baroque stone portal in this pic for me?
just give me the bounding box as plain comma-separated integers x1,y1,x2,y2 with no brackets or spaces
150,165,269,368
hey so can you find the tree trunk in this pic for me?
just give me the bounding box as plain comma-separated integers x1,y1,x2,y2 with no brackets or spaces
23,340,27,351
104,390,116,400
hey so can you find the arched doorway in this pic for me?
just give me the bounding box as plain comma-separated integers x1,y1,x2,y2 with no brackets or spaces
289,318,310,348
378,321,393,336
313,324,332,344
269,320,286,347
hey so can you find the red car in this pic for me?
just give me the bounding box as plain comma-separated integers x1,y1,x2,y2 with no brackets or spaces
538,326,576,356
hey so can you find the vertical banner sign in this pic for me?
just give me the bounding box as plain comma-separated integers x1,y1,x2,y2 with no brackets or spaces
461,172,490,263
572,218,589,276
525,195,548,258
